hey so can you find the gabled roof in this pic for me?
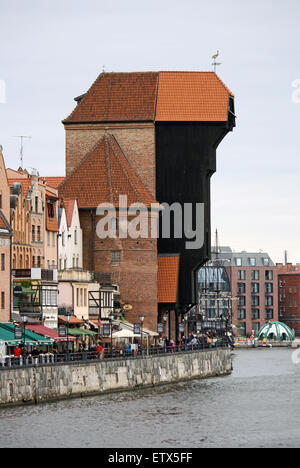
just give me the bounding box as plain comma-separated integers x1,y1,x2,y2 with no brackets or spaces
63,72,159,123
59,133,157,209
43,177,65,189
158,254,180,303
8,179,32,197
0,209,12,233
63,71,233,124
63,199,76,228
156,72,234,122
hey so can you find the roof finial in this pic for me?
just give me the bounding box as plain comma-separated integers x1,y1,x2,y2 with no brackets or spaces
102,64,106,74
211,50,221,73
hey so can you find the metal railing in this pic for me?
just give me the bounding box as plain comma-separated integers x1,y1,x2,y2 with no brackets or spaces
0,339,232,370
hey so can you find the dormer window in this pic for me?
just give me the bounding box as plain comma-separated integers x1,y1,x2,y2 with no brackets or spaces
48,201,54,218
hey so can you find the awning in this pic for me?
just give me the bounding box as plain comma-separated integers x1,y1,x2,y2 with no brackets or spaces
26,324,76,343
66,328,97,337
0,323,53,346
120,321,159,337
59,316,84,325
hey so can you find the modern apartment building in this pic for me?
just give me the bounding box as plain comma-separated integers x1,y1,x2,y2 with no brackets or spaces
211,247,278,336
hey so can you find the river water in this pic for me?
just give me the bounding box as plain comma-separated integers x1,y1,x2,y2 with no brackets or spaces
1,348,300,448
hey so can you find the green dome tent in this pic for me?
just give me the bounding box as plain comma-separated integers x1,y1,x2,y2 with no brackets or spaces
256,321,295,341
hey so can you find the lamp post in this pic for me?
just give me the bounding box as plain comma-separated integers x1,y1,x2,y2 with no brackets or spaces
163,313,168,352
109,311,114,358
22,315,27,362
66,312,71,361
139,314,145,356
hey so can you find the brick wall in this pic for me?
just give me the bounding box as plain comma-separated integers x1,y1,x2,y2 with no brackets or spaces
227,266,279,336
0,149,10,220
80,209,158,331
278,273,300,335
0,238,11,322
64,123,156,196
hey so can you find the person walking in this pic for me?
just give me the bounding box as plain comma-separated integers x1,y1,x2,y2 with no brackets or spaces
31,347,40,365
96,342,104,359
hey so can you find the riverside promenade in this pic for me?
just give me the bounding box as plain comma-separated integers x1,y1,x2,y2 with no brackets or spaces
0,346,232,406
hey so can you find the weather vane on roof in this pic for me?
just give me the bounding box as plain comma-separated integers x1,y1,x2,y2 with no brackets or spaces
212,50,222,73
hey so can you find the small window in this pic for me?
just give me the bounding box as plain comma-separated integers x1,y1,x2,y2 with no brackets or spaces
265,283,273,293
251,309,260,320
263,258,269,266
111,251,121,263
265,296,273,307
48,202,54,219
266,309,274,320
265,270,274,281
1,253,5,271
235,258,242,266
252,296,260,307
237,283,246,294
1,292,5,310
238,296,246,307
238,309,246,320
249,257,256,266
252,270,259,281
238,270,246,280
251,283,260,294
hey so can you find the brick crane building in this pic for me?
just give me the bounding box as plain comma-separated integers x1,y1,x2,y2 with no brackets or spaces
60,71,235,331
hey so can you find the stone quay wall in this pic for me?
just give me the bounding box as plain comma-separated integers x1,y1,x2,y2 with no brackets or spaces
0,349,232,406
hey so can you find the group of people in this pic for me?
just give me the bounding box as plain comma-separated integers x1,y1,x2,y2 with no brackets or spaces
13,345,41,362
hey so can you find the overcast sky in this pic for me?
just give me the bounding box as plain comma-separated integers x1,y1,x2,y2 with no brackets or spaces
0,0,299,263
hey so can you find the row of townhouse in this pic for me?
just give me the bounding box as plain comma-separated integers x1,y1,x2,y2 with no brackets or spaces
0,147,118,329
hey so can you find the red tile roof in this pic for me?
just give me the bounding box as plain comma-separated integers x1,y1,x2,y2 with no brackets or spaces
0,210,11,232
58,316,84,325
63,71,233,124
43,177,65,189
278,265,300,275
156,72,233,122
46,195,59,232
63,199,76,228
158,255,180,303
59,133,157,209
63,72,159,123
8,179,32,197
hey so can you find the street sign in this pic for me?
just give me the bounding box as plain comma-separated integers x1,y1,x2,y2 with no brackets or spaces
58,325,67,338
157,323,164,334
196,321,202,332
14,326,23,340
179,323,185,333
134,323,141,335
103,324,111,336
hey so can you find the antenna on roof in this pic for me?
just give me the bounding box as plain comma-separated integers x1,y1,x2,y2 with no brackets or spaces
211,50,221,73
13,135,31,169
